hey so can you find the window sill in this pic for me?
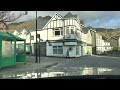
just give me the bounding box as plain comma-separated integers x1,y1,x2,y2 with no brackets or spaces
52,35,63,37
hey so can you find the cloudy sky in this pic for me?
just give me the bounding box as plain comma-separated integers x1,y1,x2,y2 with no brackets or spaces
16,11,120,29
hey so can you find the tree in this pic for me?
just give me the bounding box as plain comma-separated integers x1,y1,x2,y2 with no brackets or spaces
0,11,27,31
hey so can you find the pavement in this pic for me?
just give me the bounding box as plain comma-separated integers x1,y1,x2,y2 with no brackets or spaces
0,56,67,74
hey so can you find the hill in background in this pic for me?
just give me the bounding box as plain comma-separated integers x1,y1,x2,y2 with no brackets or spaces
7,15,120,39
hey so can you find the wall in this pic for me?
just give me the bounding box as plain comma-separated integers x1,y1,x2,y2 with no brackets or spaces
30,30,47,44
63,46,76,57
46,41,82,57
47,29,63,40
86,46,92,55
81,32,86,42
86,30,92,44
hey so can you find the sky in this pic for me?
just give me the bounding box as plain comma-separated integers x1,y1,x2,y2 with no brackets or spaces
15,11,120,29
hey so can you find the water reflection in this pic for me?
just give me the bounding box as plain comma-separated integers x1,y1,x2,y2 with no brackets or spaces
0,67,115,79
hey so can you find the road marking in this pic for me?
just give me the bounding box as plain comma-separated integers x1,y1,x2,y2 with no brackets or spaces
94,55,120,59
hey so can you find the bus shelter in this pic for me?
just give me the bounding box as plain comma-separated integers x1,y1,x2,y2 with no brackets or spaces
0,32,26,69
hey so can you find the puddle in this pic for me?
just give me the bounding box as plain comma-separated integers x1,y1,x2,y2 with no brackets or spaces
0,67,119,79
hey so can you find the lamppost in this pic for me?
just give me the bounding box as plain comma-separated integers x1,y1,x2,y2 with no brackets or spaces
37,33,43,63
35,11,38,63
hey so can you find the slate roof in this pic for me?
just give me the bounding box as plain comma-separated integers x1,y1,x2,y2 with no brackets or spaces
107,36,120,40
31,16,51,30
82,27,90,34
64,12,78,18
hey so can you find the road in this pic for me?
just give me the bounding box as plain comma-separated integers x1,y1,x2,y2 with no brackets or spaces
1,55,120,78
47,55,120,75
49,55,120,68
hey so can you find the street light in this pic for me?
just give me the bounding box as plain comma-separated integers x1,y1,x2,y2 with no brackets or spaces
35,11,38,63
37,33,43,63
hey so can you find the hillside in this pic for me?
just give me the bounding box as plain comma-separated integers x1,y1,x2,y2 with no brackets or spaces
6,15,120,39
94,28,120,40
7,15,51,33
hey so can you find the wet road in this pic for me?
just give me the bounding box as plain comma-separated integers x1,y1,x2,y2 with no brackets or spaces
48,55,120,71
1,55,120,78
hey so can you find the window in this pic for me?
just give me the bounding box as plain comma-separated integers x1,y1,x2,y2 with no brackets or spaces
58,46,63,54
76,46,79,55
66,27,69,34
71,27,74,34
31,36,34,40
66,26,75,34
53,46,57,54
55,31,60,35
53,46,63,54
54,28,62,36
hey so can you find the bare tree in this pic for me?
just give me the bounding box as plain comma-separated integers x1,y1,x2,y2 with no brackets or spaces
0,11,27,31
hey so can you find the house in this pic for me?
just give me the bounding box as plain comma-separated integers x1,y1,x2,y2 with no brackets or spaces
28,30,47,56
13,16,51,56
89,28,96,54
104,41,113,52
96,33,105,54
106,36,120,51
13,12,113,57
82,27,93,55
41,12,90,57
13,29,32,53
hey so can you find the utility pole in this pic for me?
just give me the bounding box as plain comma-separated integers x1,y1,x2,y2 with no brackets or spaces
35,11,38,63
38,34,40,63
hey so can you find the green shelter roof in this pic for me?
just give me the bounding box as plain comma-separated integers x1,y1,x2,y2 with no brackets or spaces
0,32,14,40
0,32,25,41
7,32,25,41
0,32,13,38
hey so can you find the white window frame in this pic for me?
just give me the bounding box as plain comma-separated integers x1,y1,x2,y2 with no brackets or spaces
66,26,75,34
53,46,63,55
53,28,62,36
76,46,79,55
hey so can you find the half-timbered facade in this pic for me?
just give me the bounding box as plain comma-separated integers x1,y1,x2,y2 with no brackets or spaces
42,12,88,57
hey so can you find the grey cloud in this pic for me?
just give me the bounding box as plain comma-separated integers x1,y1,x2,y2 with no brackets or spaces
15,11,120,29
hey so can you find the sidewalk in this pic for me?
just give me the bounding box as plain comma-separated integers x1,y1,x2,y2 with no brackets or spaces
0,56,65,74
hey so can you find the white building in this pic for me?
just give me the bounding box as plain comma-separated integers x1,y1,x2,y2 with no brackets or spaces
103,41,113,52
13,12,113,57
96,33,112,54
42,12,89,57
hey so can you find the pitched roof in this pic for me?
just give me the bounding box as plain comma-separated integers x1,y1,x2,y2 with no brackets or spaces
107,36,120,40
15,28,33,34
42,13,63,30
32,16,51,30
82,27,89,34
64,12,78,18
16,29,23,33
113,36,120,39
